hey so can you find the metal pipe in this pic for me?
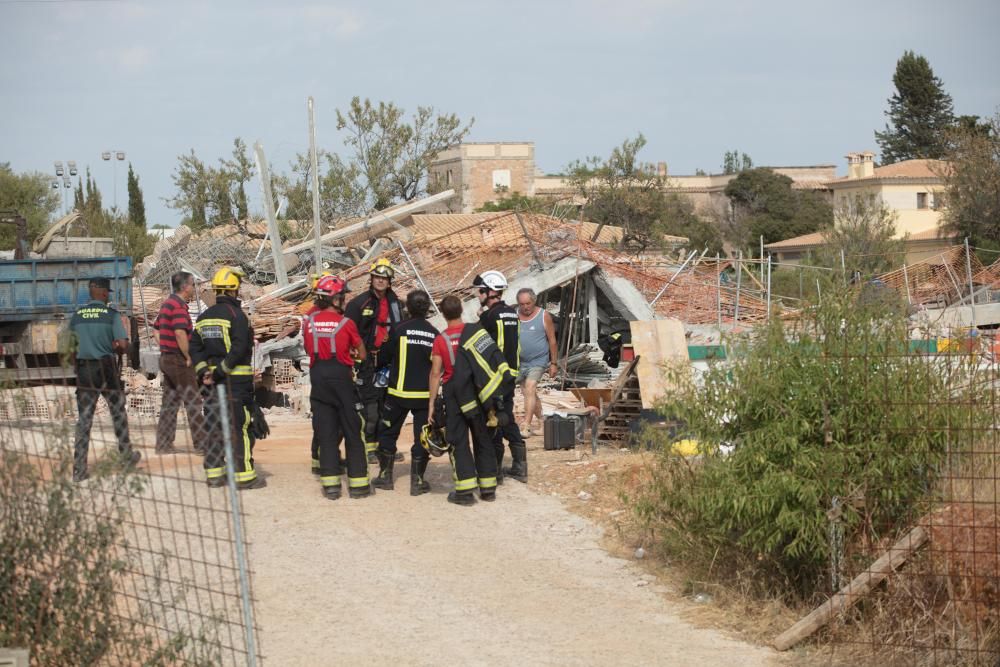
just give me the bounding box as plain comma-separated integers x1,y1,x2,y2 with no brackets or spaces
514,211,545,271
734,251,742,330
965,238,977,328
308,97,323,273
716,253,722,331
217,384,259,667
901,263,913,305
395,239,441,317
766,254,772,322
650,249,697,307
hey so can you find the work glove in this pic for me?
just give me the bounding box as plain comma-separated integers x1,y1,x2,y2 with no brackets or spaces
250,403,270,440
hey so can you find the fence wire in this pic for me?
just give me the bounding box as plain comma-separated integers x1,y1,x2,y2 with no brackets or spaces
0,366,263,665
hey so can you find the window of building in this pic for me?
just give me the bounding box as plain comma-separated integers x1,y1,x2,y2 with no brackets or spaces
446,170,452,186
492,169,511,191
932,193,946,210
917,192,928,209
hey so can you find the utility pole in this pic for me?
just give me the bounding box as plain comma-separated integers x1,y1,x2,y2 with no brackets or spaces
308,97,323,273
252,141,289,287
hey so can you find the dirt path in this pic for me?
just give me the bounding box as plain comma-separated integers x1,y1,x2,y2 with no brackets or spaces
242,417,780,666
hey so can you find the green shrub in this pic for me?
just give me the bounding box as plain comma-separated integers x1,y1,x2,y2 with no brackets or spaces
634,281,982,600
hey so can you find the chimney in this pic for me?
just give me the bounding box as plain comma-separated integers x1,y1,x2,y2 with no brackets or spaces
657,162,667,178
860,151,875,178
845,152,860,180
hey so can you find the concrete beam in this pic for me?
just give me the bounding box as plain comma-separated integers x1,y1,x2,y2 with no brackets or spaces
429,256,595,330
592,268,655,321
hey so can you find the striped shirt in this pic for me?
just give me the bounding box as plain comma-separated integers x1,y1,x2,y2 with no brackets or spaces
154,294,193,354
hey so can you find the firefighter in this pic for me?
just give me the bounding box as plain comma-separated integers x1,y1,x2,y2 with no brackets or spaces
427,294,510,505
191,266,265,490
344,257,404,464
372,289,438,491
474,270,528,483
302,275,373,500
302,271,331,476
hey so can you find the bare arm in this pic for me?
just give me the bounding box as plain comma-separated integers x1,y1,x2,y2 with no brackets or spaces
175,329,191,365
428,355,443,423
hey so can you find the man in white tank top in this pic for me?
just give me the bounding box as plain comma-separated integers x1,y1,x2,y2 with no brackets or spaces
516,288,558,436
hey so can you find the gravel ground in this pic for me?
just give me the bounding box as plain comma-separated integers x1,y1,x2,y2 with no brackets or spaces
243,418,780,666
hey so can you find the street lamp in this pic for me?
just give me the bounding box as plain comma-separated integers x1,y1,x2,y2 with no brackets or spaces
101,150,126,211
52,160,77,215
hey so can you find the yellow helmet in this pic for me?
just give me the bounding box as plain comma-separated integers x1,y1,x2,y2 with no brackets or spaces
311,271,333,289
211,266,245,291
369,258,395,279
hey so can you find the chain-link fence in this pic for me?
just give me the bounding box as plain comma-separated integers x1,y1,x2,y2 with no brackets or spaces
637,283,999,666
0,367,262,665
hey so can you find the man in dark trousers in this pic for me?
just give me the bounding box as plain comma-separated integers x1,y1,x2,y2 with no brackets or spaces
66,277,141,482
191,266,265,490
427,294,508,505
344,257,403,464
153,271,206,454
302,275,372,500
372,290,438,491
474,270,527,483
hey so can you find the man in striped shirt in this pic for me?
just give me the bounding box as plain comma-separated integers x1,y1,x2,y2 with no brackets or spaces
154,271,206,453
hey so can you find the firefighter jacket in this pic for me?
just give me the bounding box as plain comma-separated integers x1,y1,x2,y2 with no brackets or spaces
344,287,403,352
382,317,438,402
191,295,254,383
448,323,515,416
479,301,520,377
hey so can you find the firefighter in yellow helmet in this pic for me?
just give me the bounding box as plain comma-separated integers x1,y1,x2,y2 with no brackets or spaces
344,257,404,464
190,266,265,490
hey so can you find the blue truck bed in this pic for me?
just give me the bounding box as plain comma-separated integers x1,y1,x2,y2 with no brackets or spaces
0,257,133,321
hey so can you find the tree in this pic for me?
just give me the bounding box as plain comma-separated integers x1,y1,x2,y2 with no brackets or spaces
722,168,832,252
0,163,60,250
820,198,904,277
659,193,723,255
166,150,209,230
336,97,473,211
567,134,672,251
274,150,367,225
940,113,1000,250
220,138,255,221
875,51,955,164
126,163,147,230
722,150,753,174
475,191,574,217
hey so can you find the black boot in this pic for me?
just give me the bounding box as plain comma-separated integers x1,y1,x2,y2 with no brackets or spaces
410,458,431,496
503,444,528,483
447,490,476,506
372,450,395,490
349,483,375,499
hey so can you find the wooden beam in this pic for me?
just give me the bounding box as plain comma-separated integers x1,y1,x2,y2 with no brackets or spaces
773,526,928,651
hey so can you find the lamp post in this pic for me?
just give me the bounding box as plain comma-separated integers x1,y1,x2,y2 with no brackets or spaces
52,160,77,215
101,150,126,211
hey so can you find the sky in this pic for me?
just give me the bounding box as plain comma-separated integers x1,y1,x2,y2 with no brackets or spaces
1,0,998,228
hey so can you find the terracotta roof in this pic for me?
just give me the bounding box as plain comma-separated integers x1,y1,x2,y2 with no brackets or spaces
827,159,950,185
764,231,826,250
406,212,650,246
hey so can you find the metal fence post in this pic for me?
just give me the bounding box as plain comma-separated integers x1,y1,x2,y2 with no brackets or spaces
217,383,259,667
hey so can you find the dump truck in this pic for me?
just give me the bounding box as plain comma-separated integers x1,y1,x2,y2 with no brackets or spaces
0,210,136,383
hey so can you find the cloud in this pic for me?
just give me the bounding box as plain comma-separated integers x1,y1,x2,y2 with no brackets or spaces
95,45,153,74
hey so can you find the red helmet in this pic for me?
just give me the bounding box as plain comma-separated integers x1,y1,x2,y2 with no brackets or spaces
314,275,350,298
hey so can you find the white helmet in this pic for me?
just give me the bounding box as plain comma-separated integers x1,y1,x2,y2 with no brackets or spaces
473,270,508,292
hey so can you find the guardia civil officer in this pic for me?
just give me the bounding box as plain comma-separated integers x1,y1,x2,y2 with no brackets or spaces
190,267,265,490
66,277,140,482
344,258,404,464
302,275,372,500
372,290,438,490
474,270,527,482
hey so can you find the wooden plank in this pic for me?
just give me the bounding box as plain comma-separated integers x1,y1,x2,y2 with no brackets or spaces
629,319,688,410
772,526,928,651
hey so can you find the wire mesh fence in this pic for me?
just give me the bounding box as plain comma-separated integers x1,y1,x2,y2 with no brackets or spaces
0,366,263,665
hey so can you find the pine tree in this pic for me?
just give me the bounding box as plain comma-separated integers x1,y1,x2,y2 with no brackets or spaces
73,177,84,211
875,51,955,164
126,163,147,229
